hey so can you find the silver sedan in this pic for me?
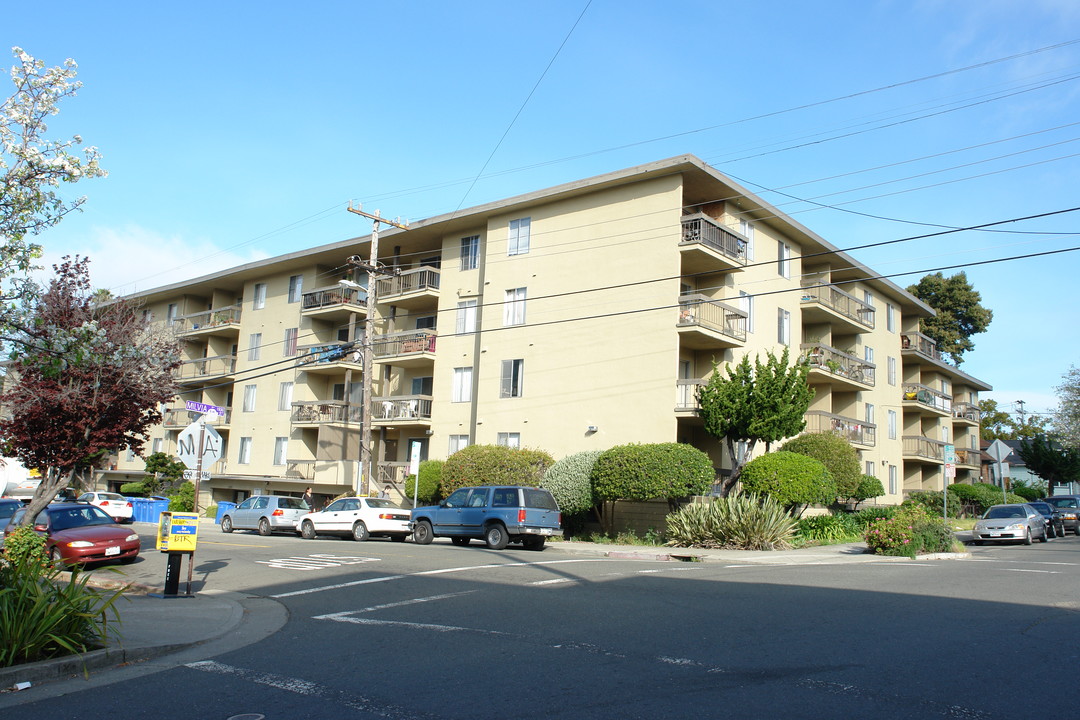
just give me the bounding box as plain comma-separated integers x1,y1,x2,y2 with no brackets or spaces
971,504,1049,545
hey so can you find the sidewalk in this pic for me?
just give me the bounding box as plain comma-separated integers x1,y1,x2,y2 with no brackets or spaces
0,537,967,694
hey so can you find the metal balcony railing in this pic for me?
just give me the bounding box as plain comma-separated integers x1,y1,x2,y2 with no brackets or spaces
676,379,705,411
677,294,747,342
802,343,876,386
680,213,747,265
372,395,433,421
177,354,237,380
291,401,362,424
162,406,231,427
903,436,948,461
900,331,947,362
371,330,437,360
955,446,980,466
376,266,440,301
953,402,981,422
805,410,876,446
902,382,953,413
174,305,242,333
295,342,361,367
800,274,875,329
302,285,366,311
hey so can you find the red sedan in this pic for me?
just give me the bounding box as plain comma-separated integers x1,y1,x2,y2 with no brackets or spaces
5,503,141,566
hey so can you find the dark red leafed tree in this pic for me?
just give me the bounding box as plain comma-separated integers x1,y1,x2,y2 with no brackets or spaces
0,256,180,524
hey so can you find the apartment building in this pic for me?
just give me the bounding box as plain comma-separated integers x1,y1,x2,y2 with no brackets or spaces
104,154,990,507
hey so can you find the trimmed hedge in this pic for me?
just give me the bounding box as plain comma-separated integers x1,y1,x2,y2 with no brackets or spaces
403,460,443,503
591,443,714,503
440,445,554,496
781,432,861,501
739,451,836,516
542,450,601,515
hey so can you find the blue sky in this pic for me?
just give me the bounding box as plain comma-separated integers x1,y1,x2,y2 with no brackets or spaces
7,0,1079,423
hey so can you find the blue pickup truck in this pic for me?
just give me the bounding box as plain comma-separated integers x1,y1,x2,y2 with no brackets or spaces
410,485,561,550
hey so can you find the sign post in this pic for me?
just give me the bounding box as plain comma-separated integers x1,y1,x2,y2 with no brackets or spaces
985,439,1011,504
943,444,955,524
174,407,224,596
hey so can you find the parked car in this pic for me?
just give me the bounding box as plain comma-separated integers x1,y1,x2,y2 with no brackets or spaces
296,496,411,542
1026,501,1065,538
1041,495,1080,535
4,503,140,565
0,498,22,546
220,495,310,536
410,486,561,550
971,504,1049,545
76,491,134,523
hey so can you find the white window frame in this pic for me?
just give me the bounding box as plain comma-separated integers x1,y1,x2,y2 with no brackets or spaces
273,437,288,466
777,308,791,346
887,410,897,440
448,435,470,455
456,300,477,334
886,302,896,332
864,346,874,365
887,356,897,386
166,303,178,326
288,274,303,303
738,291,754,333
452,367,473,403
504,288,526,326
238,437,252,465
497,432,521,448
508,217,531,256
500,359,524,398
152,437,163,455
253,283,267,310
865,403,875,426
739,219,755,261
777,241,791,279
248,333,262,361
284,327,298,357
865,461,875,477
888,465,897,494
243,384,257,413
460,236,479,271
278,382,293,412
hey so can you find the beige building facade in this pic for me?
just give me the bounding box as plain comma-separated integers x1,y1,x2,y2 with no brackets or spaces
103,155,990,507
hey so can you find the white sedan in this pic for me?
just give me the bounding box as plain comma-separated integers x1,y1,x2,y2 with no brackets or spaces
296,497,411,542
76,492,134,523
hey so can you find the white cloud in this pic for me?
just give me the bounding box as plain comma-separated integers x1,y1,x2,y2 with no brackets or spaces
40,224,269,297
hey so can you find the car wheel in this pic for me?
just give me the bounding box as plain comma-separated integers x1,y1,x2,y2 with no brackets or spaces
301,520,316,539
1040,526,1049,543
972,540,983,546
221,516,233,533
522,536,546,551
484,524,509,550
258,517,271,536
1024,528,1033,545
450,537,470,546
414,520,433,545
390,534,407,543
352,521,369,542
50,546,66,566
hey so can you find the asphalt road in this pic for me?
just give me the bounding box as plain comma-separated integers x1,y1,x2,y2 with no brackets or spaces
4,525,1079,719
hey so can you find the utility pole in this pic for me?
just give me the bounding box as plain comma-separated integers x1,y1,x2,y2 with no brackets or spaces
346,203,406,496
1014,400,1027,431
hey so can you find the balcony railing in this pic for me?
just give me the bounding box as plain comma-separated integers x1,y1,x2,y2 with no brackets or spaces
805,410,876,446
177,354,237,381
372,395,433,421
955,446,980,467
174,305,242,334
376,266,440,301
953,402,981,423
295,342,361,367
676,379,705,411
800,275,875,329
802,343,876,386
163,406,232,428
680,213,747,266
677,295,747,342
903,436,948,461
290,401,362,424
302,285,366,311
900,331,948,362
902,382,953,413
371,330,437,360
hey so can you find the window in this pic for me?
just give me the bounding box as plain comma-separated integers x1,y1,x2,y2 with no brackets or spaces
777,308,791,346
415,315,436,330
152,438,163,455
243,384,257,412
452,367,473,403
460,236,479,271
865,461,875,477
504,288,526,326
887,410,897,440
254,283,267,310
448,435,470,455
248,333,262,361
738,291,754,333
497,432,521,448
777,241,791,278
863,290,874,308
886,303,896,332
141,309,153,324
500,359,524,398
238,437,252,465
125,447,136,462
865,403,875,426
942,426,950,443
288,274,303,303
887,356,897,386
411,376,434,395
864,346,874,365
166,303,178,326
273,437,288,466
508,217,530,256
284,328,298,357
739,219,755,261
278,382,293,411
456,300,477,334
888,465,897,495
941,378,951,396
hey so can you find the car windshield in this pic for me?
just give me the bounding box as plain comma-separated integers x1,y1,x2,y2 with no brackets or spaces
277,497,308,510
1027,503,1052,514
523,489,559,511
99,493,125,501
1044,498,1079,508
49,506,115,531
984,507,1026,519
0,503,19,521
366,498,402,509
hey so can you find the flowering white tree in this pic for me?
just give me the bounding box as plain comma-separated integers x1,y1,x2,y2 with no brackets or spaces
1,47,105,323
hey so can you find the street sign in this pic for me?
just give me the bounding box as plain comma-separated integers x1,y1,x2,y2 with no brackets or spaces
944,443,956,480
985,439,1011,463
177,421,224,468
182,469,211,481
185,401,225,416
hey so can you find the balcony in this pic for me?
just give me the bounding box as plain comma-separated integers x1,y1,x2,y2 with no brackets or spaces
301,285,367,323
800,275,875,333
372,395,433,426
679,213,747,273
284,459,352,484
903,436,948,464
677,295,747,350
803,343,875,390
371,330,437,369
900,331,950,363
291,401,362,427
162,406,232,429
902,382,953,416
176,354,237,383
295,342,363,376
174,305,242,338
675,379,705,415
953,402,981,425
955,446,980,468
805,410,876,447
376,266,440,310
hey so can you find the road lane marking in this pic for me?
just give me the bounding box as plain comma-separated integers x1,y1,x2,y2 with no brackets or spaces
530,578,577,586
315,591,477,618
1004,568,1060,574
255,555,380,570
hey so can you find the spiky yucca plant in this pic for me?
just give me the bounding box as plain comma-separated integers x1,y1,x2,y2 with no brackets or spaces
665,493,797,550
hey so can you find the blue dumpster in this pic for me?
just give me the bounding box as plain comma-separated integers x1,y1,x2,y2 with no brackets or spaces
127,497,170,524
216,502,236,524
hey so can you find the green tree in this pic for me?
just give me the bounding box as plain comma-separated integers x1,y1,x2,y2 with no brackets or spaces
906,272,992,365
739,451,836,518
979,399,1016,441
698,348,814,496
780,432,861,502
1017,434,1080,493
1054,365,1080,447
143,451,186,494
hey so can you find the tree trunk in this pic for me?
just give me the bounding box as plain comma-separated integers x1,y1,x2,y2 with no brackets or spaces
19,466,76,526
